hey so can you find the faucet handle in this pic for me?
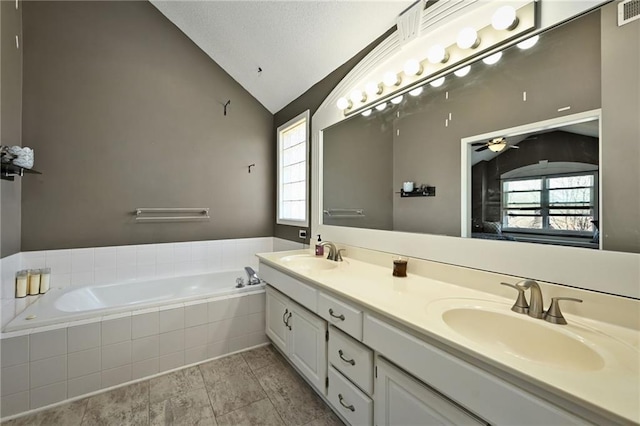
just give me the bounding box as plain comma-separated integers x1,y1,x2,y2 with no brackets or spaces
336,249,346,262
544,297,582,325
500,282,529,314
500,283,529,314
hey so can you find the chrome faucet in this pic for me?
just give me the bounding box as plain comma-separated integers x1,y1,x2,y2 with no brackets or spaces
518,280,545,319
319,241,343,262
244,266,261,285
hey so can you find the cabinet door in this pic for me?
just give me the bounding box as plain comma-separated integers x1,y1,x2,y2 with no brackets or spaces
265,287,289,354
289,301,328,394
375,357,485,426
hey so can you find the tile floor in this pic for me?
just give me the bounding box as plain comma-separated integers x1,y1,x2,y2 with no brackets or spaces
1,345,344,426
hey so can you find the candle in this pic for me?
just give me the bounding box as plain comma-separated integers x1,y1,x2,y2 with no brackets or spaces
40,267,51,294
28,269,41,295
15,270,28,298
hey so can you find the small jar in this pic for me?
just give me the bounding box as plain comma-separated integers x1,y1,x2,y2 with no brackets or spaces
15,270,28,298
40,268,51,294
28,269,41,295
392,257,408,277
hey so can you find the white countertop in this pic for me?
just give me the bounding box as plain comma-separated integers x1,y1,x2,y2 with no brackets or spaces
257,249,640,425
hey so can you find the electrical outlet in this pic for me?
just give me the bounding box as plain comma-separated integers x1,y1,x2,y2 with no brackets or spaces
299,230,307,239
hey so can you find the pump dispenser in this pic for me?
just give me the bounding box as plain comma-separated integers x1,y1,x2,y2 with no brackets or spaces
315,235,324,256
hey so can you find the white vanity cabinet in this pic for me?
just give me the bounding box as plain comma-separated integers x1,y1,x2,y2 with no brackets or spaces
265,286,327,394
375,356,485,426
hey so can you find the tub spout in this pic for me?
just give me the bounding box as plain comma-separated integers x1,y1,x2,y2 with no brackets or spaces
245,266,261,285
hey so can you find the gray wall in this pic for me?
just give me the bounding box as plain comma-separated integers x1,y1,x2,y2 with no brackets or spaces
1,0,23,257
601,2,640,253
20,1,274,251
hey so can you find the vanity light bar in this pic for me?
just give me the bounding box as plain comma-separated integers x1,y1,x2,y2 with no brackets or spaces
337,1,537,114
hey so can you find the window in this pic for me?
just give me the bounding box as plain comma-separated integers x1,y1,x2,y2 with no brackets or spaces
502,172,597,234
277,111,309,226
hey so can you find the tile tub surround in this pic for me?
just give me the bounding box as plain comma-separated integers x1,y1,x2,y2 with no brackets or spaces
0,291,268,418
1,237,276,301
0,345,343,426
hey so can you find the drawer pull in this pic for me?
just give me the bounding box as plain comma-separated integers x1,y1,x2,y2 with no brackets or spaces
282,309,289,326
329,308,345,321
286,312,292,330
338,349,355,366
338,394,355,412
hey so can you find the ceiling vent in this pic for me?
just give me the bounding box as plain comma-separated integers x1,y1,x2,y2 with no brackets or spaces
618,0,640,26
397,0,425,45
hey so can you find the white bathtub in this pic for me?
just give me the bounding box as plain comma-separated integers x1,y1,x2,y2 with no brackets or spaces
4,270,264,332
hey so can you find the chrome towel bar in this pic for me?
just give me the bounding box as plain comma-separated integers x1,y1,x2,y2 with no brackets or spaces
135,208,210,222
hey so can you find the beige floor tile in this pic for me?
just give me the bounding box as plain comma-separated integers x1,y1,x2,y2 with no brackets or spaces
81,381,149,426
254,360,332,426
303,411,345,426
216,398,284,426
241,345,284,372
204,371,267,417
149,366,205,404
1,399,87,426
198,354,249,383
150,387,216,426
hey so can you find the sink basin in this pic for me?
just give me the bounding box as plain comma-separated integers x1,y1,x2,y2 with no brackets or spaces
440,305,605,372
279,254,339,272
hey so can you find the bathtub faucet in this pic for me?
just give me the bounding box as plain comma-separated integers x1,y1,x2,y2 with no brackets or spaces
244,266,261,285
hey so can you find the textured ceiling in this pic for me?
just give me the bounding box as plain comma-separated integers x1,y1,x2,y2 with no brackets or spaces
150,1,413,113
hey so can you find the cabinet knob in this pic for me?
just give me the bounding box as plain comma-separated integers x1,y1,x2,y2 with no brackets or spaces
338,349,356,366
329,308,345,321
338,393,355,412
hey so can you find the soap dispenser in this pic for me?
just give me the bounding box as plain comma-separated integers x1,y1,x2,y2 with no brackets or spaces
315,235,324,256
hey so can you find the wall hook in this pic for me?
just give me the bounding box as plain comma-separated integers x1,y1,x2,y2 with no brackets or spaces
248,163,255,173
223,100,231,116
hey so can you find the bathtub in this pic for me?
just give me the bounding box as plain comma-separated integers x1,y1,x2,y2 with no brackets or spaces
4,269,264,332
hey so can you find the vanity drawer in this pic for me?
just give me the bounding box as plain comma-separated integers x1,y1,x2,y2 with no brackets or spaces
318,292,363,340
328,365,373,426
259,263,317,312
328,326,373,395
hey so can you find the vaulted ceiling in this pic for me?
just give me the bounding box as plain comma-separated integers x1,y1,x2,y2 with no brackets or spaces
150,1,413,113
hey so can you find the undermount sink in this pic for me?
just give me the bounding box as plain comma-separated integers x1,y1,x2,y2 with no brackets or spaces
279,254,340,271
435,302,605,372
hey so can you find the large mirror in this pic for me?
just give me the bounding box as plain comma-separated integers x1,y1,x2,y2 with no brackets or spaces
322,7,637,254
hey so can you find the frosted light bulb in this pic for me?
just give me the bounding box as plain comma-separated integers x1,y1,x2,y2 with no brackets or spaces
409,87,423,97
375,103,387,111
361,109,372,117
403,59,422,76
430,77,445,87
365,82,382,96
492,6,518,31
391,95,403,105
482,52,502,65
454,65,471,77
517,35,539,50
457,27,480,49
336,97,351,110
427,45,448,64
383,71,400,87
350,90,366,104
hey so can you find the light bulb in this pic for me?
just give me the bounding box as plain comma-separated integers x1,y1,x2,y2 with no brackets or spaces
430,77,445,88
409,87,423,97
375,103,387,111
482,52,502,65
336,97,351,110
391,95,403,105
457,27,480,49
383,71,401,87
350,90,366,104
454,65,471,77
403,59,422,76
361,109,372,117
365,82,382,96
492,6,518,31
488,142,506,152
427,44,449,64
517,35,539,50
